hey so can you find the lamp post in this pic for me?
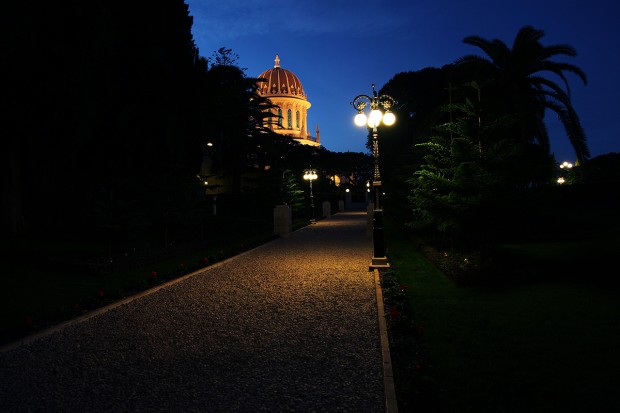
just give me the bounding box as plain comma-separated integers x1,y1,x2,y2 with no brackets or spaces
303,168,318,223
352,84,396,270
197,141,218,216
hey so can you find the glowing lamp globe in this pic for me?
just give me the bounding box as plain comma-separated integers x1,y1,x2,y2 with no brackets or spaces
368,109,383,128
382,112,396,126
354,113,367,127
304,170,317,180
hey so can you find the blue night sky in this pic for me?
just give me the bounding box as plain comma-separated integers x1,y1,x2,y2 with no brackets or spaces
185,0,619,163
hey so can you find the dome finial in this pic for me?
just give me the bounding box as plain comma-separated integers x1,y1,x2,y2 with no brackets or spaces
274,54,280,68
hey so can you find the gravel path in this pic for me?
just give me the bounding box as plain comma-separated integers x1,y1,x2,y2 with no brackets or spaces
0,211,387,412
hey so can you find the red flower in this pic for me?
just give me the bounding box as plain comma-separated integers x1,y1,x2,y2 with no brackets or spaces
389,306,401,319
151,271,158,277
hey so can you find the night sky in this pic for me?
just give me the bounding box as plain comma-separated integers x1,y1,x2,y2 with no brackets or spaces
185,0,619,163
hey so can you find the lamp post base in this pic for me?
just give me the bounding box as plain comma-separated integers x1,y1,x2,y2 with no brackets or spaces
369,256,390,271
369,208,389,271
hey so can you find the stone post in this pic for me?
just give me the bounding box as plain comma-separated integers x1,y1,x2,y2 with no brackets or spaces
273,204,292,238
322,201,331,218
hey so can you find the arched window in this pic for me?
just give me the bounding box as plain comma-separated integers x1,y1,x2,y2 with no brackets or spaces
296,111,300,129
277,108,283,127
287,109,292,128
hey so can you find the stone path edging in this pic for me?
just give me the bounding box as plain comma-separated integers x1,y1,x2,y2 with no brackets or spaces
374,269,399,413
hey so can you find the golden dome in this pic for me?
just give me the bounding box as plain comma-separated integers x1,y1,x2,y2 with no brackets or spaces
257,54,307,99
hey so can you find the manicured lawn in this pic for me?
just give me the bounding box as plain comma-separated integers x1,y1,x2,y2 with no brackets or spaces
384,228,620,412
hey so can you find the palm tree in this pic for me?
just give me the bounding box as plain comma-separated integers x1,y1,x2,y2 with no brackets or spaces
455,25,590,164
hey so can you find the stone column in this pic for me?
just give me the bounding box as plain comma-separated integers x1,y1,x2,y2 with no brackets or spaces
273,204,292,238
322,201,331,218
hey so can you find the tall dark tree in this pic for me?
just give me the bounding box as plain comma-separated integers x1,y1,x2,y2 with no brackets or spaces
201,49,277,196
455,25,590,164
375,66,455,212
408,98,516,249
3,1,203,241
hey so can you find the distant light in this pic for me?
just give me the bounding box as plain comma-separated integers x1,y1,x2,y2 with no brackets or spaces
346,188,350,192
557,177,565,184
303,169,318,180
207,142,213,147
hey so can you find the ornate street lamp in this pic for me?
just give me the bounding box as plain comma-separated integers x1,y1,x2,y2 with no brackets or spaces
303,168,318,223
351,84,396,270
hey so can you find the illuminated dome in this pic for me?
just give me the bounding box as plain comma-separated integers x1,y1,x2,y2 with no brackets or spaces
256,54,320,147
257,55,307,100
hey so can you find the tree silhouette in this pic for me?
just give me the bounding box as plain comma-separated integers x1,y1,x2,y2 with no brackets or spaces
3,1,202,241
455,25,590,164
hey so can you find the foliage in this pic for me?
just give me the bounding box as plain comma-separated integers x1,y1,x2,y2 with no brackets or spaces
455,25,590,164
392,25,591,256
407,98,514,250
208,47,241,67
579,152,620,183
385,219,620,412
200,60,277,195
375,67,454,208
280,170,306,212
380,269,444,412
3,1,202,239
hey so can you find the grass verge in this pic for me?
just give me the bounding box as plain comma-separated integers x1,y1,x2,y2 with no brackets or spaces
382,225,620,412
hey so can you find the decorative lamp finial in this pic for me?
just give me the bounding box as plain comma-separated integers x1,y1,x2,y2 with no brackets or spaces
274,54,280,68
